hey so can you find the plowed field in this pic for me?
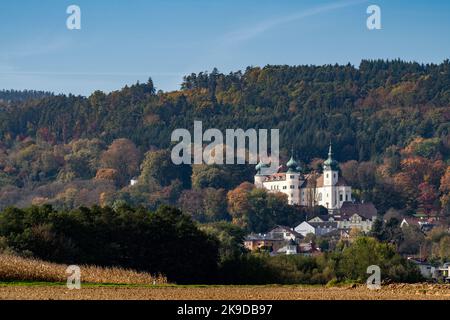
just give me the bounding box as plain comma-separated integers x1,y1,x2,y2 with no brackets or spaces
1,283,449,300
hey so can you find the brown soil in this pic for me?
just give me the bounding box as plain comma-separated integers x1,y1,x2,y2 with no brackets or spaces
1,283,449,300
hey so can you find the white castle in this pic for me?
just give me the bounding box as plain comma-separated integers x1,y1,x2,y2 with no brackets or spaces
254,144,352,212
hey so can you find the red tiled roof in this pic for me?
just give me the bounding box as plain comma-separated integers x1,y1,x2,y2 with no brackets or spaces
264,173,286,181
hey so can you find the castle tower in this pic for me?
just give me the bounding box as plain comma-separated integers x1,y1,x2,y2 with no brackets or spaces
285,149,302,205
254,161,269,188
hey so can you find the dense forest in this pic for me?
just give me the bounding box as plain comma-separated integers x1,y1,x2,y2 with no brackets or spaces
0,59,449,227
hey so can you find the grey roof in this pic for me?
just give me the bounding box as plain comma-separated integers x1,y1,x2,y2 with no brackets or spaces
309,221,338,228
270,225,303,238
340,202,378,220
244,234,284,241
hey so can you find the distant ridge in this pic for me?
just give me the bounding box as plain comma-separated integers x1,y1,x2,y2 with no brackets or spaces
0,89,54,103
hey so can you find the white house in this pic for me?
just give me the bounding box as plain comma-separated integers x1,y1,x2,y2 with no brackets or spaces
408,258,436,279
277,240,299,255
295,218,338,237
295,221,316,237
255,144,352,212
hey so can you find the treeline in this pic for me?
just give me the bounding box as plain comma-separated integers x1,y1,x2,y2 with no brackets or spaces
0,204,422,284
0,89,53,103
0,205,218,283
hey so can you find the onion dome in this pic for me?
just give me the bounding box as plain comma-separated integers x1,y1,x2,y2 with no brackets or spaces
286,156,298,169
286,148,300,173
255,161,270,175
323,143,339,171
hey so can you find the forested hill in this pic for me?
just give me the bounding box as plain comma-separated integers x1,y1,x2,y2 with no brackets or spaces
1,59,449,163
0,59,449,217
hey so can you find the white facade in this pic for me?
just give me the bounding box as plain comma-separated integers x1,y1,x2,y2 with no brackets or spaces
338,214,374,232
295,221,316,237
295,219,339,237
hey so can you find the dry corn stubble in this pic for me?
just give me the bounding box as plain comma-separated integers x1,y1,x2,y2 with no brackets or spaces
0,254,167,285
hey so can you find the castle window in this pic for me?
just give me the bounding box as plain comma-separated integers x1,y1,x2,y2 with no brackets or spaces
290,175,295,179
318,193,322,201
290,185,294,189
283,186,287,190
339,194,343,201
326,174,329,178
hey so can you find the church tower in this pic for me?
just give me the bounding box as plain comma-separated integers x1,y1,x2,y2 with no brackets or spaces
323,143,339,210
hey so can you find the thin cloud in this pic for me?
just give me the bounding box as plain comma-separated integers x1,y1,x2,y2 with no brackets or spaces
222,0,368,45
0,71,183,77
0,37,70,59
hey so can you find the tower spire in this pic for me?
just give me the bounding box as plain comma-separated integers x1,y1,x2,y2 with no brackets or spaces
328,141,332,158
324,141,338,171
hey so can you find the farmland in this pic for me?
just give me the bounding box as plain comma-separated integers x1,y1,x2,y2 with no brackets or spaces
0,283,449,300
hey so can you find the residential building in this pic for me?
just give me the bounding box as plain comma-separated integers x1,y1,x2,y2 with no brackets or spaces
244,226,303,254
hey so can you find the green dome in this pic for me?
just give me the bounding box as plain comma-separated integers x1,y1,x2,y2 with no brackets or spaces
286,156,298,169
286,149,300,173
323,143,339,171
255,161,269,174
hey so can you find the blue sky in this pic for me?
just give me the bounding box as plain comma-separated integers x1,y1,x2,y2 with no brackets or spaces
0,0,449,95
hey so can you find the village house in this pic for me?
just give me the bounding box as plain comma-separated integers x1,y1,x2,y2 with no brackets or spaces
244,233,286,252
400,215,439,232
295,219,338,237
242,226,325,256
336,202,378,232
434,263,450,282
408,259,450,282
408,258,436,279
244,226,303,253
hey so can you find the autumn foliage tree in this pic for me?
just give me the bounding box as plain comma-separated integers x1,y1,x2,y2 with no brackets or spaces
100,138,141,186
227,182,304,232
439,167,450,216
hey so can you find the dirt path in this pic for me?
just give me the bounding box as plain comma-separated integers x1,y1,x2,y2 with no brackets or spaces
1,284,450,300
